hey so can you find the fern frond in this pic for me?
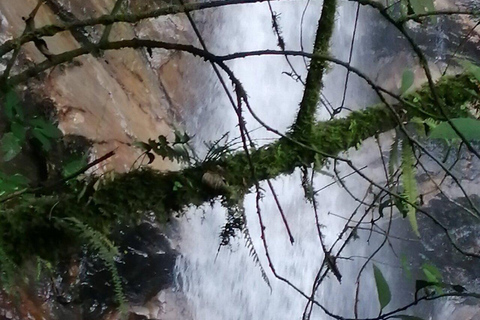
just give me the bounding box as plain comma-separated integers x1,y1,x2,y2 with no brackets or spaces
242,225,271,290
400,139,420,237
423,117,439,130
204,132,232,162
63,218,128,313
388,131,400,178
239,206,271,290
218,201,271,289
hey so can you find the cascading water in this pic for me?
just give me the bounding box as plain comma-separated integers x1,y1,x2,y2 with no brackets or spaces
171,1,478,319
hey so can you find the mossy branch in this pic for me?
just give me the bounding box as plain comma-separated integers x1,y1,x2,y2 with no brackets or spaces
0,72,477,264
0,0,272,58
291,0,336,140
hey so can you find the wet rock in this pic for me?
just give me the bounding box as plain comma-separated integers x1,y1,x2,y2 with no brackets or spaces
79,222,177,319
418,194,480,286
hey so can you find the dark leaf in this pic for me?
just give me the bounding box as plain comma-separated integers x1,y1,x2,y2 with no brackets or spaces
429,118,480,141
146,152,155,165
4,90,24,121
393,195,409,218
157,135,168,147
451,285,466,293
174,130,191,144
30,118,62,138
63,156,88,177
0,173,29,196
415,280,438,293
11,122,26,142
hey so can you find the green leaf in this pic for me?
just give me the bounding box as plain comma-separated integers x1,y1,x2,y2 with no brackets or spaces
10,122,27,142
373,264,391,311
4,90,24,121
394,195,409,218
409,0,426,14
409,0,436,23
400,69,414,95
388,133,399,176
32,128,52,151
1,132,22,161
30,118,62,139
0,173,29,196
422,263,442,282
173,181,183,191
429,118,480,141
399,0,408,16
63,156,88,177
421,263,443,294
459,60,480,82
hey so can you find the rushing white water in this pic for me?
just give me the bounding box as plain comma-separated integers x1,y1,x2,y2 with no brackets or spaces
174,1,419,319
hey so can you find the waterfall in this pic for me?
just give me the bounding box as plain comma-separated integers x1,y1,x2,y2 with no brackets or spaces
172,1,475,319
175,1,396,319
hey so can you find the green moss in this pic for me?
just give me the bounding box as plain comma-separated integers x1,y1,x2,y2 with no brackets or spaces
0,73,478,270
291,0,337,140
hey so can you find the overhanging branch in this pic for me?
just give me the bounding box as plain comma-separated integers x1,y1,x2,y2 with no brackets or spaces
1,71,477,262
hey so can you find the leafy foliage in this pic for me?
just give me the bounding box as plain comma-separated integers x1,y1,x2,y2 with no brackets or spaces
373,264,391,311
63,217,127,314
0,172,29,196
459,60,480,82
218,199,271,289
400,69,414,95
62,154,88,178
399,0,436,22
429,118,480,141
388,132,420,237
134,129,192,165
1,89,63,161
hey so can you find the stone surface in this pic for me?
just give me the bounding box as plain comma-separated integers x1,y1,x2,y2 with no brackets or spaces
0,0,192,172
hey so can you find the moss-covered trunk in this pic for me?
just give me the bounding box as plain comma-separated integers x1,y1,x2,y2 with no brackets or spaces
1,73,477,263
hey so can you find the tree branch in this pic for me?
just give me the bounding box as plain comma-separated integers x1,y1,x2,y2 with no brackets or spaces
291,0,336,140
1,71,477,262
0,0,275,57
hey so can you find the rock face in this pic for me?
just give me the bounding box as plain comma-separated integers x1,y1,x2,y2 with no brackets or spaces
0,0,193,171
0,0,195,318
0,223,180,320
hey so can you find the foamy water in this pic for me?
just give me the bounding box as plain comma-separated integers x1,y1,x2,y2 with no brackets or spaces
173,1,453,319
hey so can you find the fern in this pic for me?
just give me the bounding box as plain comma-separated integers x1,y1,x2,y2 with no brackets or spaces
242,224,272,290
219,202,271,289
400,139,420,237
388,131,400,178
63,218,128,314
203,132,233,163
238,205,271,290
